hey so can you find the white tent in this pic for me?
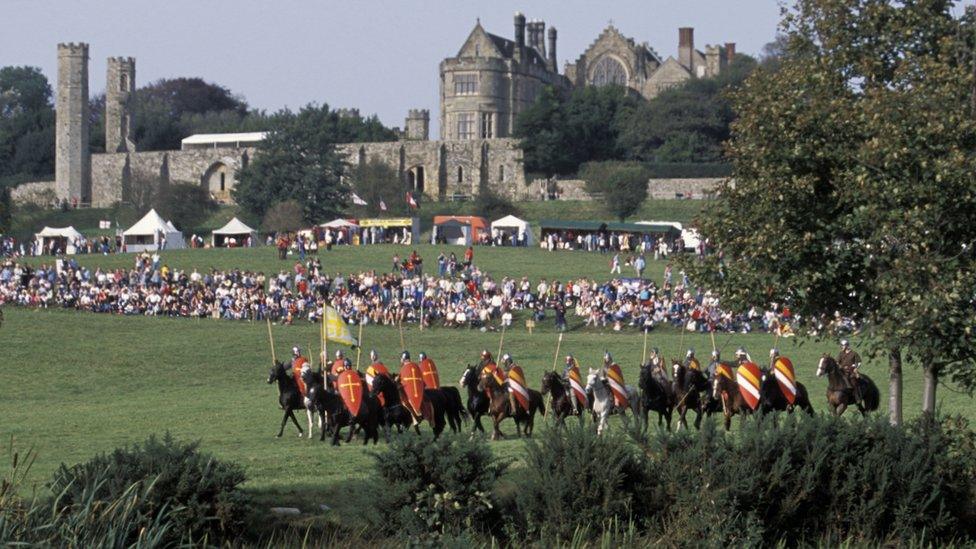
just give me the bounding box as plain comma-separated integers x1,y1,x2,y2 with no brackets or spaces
320,218,358,229
123,209,186,252
212,217,257,247
34,226,85,255
490,215,533,246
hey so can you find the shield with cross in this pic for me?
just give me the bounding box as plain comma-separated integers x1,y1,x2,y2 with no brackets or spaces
337,370,364,416
399,362,426,417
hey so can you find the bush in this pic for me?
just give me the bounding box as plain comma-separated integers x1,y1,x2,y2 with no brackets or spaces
48,433,250,545
365,432,508,541
649,415,976,545
473,189,520,220
580,161,650,221
517,423,659,541
261,199,305,233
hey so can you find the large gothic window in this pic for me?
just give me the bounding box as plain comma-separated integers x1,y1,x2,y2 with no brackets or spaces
590,56,628,87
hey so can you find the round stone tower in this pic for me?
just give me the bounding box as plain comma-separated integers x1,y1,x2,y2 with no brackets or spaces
56,42,91,205
106,56,136,152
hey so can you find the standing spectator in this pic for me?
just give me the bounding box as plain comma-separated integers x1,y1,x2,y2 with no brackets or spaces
464,246,474,268
610,253,621,275
635,254,646,279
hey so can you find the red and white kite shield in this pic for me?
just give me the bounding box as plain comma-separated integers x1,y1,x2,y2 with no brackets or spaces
420,357,441,389
399,361,426,416
567,364,588,409
291,357,308,397
606,364,630,409
507,365,531,412
773,357,797,405
337,370,364,417
736,361,762,411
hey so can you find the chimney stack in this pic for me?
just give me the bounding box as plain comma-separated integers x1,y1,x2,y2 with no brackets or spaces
548,26,558,73
679,27,694,71
514,12,526,61
535,20,547,58
724,42,736,63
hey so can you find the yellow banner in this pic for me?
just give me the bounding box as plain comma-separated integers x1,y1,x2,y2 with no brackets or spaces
359,218,413,228
323,306,358,347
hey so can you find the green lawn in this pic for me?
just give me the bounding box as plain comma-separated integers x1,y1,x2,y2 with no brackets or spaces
0,305,971,520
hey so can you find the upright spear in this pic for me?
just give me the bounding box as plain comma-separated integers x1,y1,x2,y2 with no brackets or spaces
551,332,563,371
266,317,277,365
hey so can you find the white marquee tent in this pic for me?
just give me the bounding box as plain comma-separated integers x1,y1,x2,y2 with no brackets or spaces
490,215,533,246
211,217,257,247
34,226,85,255
123,209,186,252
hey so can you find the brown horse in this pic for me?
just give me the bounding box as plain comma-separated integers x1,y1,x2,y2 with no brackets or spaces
541,371,580,425
711,366,753,431
816,354,880,416
671,360,707,430
478,372,545,440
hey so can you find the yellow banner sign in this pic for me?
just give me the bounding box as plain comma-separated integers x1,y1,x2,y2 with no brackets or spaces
359,218,413,228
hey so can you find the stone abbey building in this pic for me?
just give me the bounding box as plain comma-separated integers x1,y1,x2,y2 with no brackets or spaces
16,14,734,209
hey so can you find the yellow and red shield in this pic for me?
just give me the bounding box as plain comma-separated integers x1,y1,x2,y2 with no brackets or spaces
567,365,588,408
365,362,390,387
399,361,426,416
420,358,440,389
715,362,734,381
337,370,364,416
606,364,630,409
687,357,701,371
736,361,762,411
507,365,530,412
773,357,797,405
330,359,346,377
292,357,308,397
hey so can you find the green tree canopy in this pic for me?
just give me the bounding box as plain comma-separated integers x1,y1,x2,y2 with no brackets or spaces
685,0,976,422
234,104,350,225
349,158,407,217
0,66,55,181
580,161,649,221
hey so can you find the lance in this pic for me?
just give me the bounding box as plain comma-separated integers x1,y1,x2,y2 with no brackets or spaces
398,319,406,352
497,324,507,360
641,328,649,366
356,321,364,371
551,332,563,371
266,317,277,365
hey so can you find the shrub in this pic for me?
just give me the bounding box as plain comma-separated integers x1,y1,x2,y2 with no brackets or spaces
365,432,508,541
517,423,659,541
48,433,250,545
650,415,976,545
579,161,650,221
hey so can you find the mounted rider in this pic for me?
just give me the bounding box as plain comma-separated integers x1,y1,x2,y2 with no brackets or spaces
602,351,630,409
734,347,753,364
684,348,702,372
562,354,588,410
290,346,310,397
836,339,863,401
501,353,529,412
706,349,721,380
418,351,440,389
647,347,669,386
480,350,504,384
330,349,347,377
364,349,390,387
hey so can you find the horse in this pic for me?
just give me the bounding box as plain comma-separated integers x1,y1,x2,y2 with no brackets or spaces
300,366,332,439
816,354,880,416
319,376,381,446
460,365,490,435
759,368,815,416
584,369,640,436
434,385,467,433
370,373,416,439
638,361,674,431
477,371,545,440
541,370,580,425
711,369,753,431
266,361,306,438
671,360,708,430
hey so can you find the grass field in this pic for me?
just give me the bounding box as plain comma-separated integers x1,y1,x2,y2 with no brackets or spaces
1,303,972,520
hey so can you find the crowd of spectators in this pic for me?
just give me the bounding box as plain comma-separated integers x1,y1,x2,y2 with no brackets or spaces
0,251,828,336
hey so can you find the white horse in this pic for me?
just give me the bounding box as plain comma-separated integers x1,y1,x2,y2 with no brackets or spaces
585,368,641,435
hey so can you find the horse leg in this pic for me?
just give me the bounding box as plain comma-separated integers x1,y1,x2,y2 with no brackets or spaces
306,409,315,441
693,406,703,430
492,414,504,441
331,423,342,446
288,410,304,438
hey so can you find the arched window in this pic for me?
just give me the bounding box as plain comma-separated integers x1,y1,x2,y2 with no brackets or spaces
457,166,464,184
590,56,628,87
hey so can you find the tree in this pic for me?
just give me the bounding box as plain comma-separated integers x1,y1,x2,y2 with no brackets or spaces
261,200,305,233
154,183,216,231
349,159,406,216
234,104,349,224
0,66,55,178
684,0,976,424
580,161,649,221
131,77,249,151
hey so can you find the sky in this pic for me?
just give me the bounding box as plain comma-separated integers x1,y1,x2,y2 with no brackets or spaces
3,1,784,136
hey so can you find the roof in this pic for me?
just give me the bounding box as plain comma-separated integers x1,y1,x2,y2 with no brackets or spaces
538,219,680,235
433,215,488,229
213,217,257,235
320,218,359,229
36,226,83,239
181,132,268,146
491,214,529,228
124,209,182,236
483,32,548,65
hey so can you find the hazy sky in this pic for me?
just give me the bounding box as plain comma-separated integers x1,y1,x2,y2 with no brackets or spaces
3,1,784,135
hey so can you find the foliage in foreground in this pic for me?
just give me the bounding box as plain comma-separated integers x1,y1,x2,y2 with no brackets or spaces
364,432,509,541
48,433,251,545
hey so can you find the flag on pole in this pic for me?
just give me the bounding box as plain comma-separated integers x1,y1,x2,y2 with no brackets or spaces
406,192,419,210
323,305,359,347
379,200,387,211
351,193,368,206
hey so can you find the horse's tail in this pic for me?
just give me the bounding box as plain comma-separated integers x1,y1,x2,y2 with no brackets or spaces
861,376,881,412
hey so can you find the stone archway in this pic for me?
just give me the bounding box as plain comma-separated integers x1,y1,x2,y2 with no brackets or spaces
202,159,236,203
407,165,426,194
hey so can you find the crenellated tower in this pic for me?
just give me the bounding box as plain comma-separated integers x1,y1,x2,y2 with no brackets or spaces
106,56,136,152
405,109,430,140
56,42,91,205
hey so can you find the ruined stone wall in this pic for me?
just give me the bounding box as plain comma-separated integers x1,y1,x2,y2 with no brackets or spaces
647,178,724,199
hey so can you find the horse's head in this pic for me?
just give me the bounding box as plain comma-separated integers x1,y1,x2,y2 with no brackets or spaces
540,371,558,394
671,359,682,380
459,365,476,388
816,353,835,377
711,375,722,401
585,369,599,391
267,361,286,384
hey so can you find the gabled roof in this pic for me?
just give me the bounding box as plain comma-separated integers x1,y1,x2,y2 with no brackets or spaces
124,209,181,236
213,217,257,235
455,22,548,65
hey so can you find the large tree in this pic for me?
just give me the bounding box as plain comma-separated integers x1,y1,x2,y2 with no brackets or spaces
349,159,407,216
686,0,976,424
0,66,55,180
234,104,349,224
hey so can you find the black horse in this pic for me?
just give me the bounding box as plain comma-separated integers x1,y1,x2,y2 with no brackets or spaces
671,360,707,430
459,365,490,435
370,373,417,438
638,361,674,431
266,361,305,438
437,385,467,433
541,370,580,425
759,369,815,416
